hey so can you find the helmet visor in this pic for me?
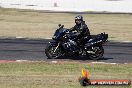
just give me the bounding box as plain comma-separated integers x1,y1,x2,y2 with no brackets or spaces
75,19,81,24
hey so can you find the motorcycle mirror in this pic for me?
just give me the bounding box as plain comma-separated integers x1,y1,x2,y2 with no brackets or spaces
58,24,61,27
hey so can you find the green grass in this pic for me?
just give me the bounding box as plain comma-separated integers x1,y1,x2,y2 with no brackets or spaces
0,62,131,88
0,8,132,41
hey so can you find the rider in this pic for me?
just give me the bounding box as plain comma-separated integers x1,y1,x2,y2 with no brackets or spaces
70,15,91,45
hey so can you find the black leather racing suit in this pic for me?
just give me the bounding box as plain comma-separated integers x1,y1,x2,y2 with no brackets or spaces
70,21,91,45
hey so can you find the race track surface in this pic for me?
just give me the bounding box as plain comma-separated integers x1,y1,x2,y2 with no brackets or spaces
0,39,132,63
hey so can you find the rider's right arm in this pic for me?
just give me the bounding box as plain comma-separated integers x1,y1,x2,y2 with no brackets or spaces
69,26,76,32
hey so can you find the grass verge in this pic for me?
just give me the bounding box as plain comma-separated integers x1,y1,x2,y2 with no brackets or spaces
0,8,132,41
0,61,131,88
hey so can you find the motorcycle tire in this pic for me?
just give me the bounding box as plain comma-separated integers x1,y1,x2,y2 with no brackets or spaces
88,45,104,60
45,45,62,59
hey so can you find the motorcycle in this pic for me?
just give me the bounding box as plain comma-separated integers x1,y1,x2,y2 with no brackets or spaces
45,24,108,60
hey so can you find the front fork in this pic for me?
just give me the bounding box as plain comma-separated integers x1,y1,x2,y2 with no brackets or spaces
53,42,60,53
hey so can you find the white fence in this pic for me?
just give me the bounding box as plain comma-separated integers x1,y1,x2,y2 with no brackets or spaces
0,0,132,13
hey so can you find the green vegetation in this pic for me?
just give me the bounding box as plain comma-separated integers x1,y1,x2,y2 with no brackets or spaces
0,61,131,88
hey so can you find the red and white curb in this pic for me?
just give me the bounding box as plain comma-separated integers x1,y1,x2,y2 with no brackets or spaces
0,60,16,63
0,60,29,63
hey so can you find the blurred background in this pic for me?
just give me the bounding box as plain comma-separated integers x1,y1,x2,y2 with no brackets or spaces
0,0,132,41
0,0,132,13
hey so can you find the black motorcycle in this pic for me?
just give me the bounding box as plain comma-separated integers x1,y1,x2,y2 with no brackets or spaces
45,24,108,60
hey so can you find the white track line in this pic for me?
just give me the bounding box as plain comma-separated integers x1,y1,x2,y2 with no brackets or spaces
45,38,52,39
16,60,29,62
91,62,117,64
14,37,132,42
122,41,132,43
16,36,25,39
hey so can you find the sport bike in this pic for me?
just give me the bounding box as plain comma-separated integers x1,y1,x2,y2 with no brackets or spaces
45,24,108,60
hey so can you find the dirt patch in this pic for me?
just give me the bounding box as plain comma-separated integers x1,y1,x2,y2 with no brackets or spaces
0,8,132,41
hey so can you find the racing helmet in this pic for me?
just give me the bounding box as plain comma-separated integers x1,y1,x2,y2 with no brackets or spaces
75,15,83,25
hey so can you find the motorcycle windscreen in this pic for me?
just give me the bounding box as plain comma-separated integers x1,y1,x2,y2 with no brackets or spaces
52,29,65,40
52,29,61,40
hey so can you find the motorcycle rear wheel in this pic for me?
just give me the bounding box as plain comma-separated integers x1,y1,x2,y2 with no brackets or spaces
88,45,104,60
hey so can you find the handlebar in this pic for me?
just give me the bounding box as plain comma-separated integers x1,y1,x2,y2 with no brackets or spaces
58,24,64,29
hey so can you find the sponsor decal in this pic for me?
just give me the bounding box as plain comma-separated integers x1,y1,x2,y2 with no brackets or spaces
79,68,131,86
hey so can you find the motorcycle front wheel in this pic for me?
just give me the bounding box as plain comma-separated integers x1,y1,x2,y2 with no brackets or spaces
45,44,62,59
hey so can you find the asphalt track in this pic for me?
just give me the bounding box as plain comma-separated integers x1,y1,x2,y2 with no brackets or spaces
0,39,132,63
